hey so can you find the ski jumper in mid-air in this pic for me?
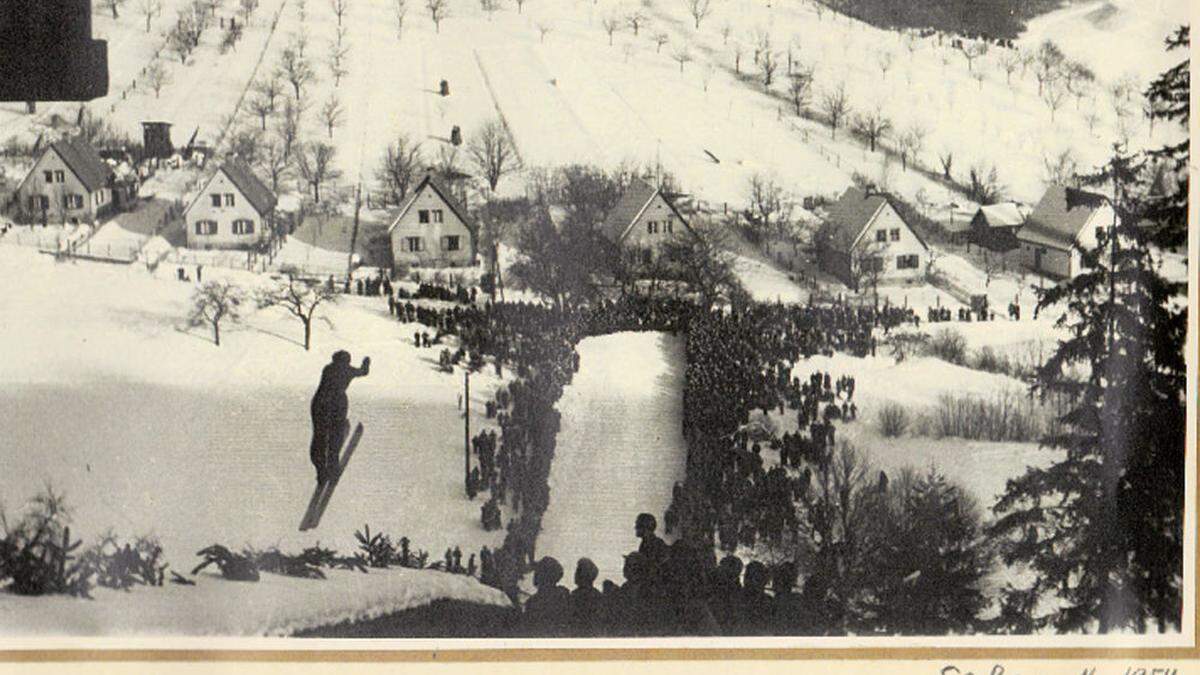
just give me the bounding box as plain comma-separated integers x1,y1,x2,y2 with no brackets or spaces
309,350,370,483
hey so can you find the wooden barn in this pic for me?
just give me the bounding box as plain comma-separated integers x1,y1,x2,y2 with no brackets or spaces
12,137,115,225
600,179,695,266
387,173,478,269
183,158,277,250
1011,185,1112,278
816,187,929,289
969,202,1025,252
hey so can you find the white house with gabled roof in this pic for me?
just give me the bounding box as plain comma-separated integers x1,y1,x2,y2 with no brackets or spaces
387,174,478,269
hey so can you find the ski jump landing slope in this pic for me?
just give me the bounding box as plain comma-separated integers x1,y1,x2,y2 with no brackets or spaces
535,331,687,587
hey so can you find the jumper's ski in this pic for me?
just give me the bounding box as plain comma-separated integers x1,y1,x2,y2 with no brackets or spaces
299,422,363,531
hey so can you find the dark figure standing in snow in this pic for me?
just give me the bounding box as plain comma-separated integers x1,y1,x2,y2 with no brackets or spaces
309,351,370,483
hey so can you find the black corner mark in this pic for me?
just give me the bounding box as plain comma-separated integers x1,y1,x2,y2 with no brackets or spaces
0,0,108,103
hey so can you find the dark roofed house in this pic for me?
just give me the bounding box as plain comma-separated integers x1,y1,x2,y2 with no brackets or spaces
599,179,695,267
969,202,1025,252
13,136,116,225
183,158,277,249
816,186,928,290
1012,185,1112,278
387,173,479,269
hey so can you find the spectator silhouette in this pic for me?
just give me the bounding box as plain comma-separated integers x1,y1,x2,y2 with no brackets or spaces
523,556,570,636
635,513,669,577
741,561,773,635
569,557,604,636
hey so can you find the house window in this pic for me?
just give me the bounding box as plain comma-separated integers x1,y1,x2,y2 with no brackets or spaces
642,248,653,264
55,170,64,183
442,235,461,252
211,194,222,207
232,219,255,235
43,171,53,183
431,209,444,223
418,209,430,224
195,220,218,235
38,195,49,210
875,230,887,243
647,221,658,234
65,194,83,209
896,254,920,270
666,221,674,234
224,194,235,206
405,237,424,252
862,256,884,273
890,228,900,241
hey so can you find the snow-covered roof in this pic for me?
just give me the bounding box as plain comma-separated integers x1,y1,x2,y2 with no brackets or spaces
975,202,1024,228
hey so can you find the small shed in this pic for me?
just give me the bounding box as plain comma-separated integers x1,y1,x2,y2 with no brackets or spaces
970,202,1024,252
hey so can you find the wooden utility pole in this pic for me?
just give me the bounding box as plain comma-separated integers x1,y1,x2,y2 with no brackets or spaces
347,183,362,283
464,367,471,495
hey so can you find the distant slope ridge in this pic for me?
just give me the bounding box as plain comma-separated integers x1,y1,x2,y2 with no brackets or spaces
817,0,1067,39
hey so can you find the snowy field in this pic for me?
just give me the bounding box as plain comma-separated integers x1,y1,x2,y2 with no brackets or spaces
0,248,511,576
0,566,510,637
785,353,1062,509
535,332,688,586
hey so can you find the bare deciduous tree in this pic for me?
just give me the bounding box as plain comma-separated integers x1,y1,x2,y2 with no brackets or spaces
294,142,342,203
137,0,162,31
760,48,778,87
480,0,500,20
653,32,669,54
426,0,449,33
377,133,424,205
1034,39,1064,95
320,94,343,139
467,118,519,191
787,65,815,115
1042,149,1077,186
536,21,552,43
327,41,348,87
876,49,894,77
897,122,926,171
820,84,850,139
144,61,171,98
719,22,732,44
393,0,408,37
277,47,314,100
102,0,126,19
1042,80,1067,122
851,107,892,152
238,0,260,21
330,0,349,26
672,43,692,73
1000,50,1020,84
259,139,290,194
745,172,794,240
626,10,647,36
959,41,987,71
515,0,528,13
256,275,338,351
601,15,621,46
684,0,712,30
276,97,301,160
189,281,243,347
938,149,954,181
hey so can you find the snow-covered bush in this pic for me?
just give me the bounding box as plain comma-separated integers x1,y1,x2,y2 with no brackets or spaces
0,487,93,597
878,402,910,437
924,328,968,365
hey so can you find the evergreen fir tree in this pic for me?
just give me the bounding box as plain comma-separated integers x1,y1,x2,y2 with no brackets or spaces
867,468,994,635
1143,26,1189,250
991,30,1188,629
